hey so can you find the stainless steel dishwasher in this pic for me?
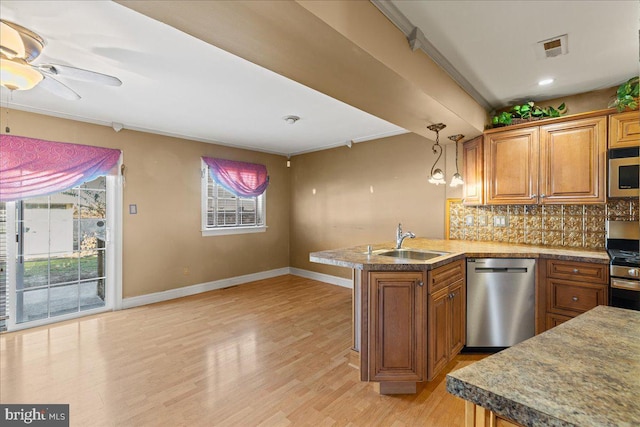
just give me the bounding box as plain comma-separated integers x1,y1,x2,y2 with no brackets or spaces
466,258,536,349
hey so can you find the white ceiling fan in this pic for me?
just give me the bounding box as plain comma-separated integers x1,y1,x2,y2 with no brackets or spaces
0,19,121,100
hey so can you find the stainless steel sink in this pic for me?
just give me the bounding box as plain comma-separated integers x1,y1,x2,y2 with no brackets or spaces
372,249,449,261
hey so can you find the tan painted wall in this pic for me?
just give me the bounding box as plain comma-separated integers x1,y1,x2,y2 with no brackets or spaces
1,108,290,298
497,86,618,117
542,86,618,116
290,132,450,278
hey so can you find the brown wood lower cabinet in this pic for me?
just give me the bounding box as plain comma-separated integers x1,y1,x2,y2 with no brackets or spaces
465,402,524,427
368,271,425,382
366,259,466,390
427,260,466,381
545,312,573,329
427,278,465,380
542,259,608,332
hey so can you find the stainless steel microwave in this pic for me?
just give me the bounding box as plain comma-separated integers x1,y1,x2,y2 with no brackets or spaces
609,147,639,198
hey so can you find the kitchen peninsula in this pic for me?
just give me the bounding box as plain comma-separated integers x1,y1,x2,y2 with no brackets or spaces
310,238,609,394
447,305,640,427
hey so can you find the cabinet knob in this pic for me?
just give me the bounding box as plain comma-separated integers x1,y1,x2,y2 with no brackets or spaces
530,194,537,199
417,280,424,287
572,296,579,302
573,269,579,273
540,194,547,198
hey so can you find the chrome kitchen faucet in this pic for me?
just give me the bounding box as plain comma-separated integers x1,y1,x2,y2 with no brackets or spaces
396,223,415,249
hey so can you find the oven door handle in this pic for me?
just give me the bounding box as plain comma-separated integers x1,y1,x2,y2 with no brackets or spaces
611,278,640,291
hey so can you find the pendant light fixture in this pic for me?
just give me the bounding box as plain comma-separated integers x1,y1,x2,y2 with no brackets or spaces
448,134,465,187
427,123,446,185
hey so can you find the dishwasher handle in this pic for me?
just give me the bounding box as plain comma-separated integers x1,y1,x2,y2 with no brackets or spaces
474,267,529,273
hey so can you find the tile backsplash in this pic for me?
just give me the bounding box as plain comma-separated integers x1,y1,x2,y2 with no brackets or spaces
449,199,639,250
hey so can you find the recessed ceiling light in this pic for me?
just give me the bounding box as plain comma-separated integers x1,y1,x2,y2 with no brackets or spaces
538,78,554,86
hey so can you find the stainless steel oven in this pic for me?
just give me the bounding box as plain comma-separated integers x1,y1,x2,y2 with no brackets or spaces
606,220,640,311
609,147,639,198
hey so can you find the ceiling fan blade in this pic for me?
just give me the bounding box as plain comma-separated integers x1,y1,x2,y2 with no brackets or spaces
38,63,122,86
38,74,81,100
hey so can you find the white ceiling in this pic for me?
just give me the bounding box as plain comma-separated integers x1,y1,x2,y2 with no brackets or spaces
0,1,406,156
1,1,638,156
384,0,639,110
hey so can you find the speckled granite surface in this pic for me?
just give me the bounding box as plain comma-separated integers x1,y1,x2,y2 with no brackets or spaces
447,306,640,427
309,238,609,271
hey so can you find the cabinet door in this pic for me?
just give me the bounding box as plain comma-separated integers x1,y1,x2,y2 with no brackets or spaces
369,271,425,382
427,287,449,381
609,111,640,148
485,127,539,204
462,136,484,205
449,280,466,357
540,116,606,204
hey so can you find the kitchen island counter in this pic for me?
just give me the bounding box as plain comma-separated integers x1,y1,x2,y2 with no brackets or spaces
446,305,640,427
310,238,609,271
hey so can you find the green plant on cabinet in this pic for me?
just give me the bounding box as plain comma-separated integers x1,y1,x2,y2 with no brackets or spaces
609,76,639,111
490,101,567,128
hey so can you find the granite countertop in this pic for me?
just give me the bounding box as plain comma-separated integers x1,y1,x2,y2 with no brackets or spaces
446,306,640,427
309,238,609,271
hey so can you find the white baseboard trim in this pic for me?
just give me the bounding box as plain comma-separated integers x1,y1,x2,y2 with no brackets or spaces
122,267,352,309
122,267,290,309
289,268,353,289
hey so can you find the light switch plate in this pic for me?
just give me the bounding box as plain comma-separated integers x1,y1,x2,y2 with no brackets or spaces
129,204,137,215
494,215,509,227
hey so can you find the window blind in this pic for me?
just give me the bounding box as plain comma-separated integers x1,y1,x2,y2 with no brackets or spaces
0,202,7,332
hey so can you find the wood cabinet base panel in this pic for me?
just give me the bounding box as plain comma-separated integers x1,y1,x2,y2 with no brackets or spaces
375,381,417,395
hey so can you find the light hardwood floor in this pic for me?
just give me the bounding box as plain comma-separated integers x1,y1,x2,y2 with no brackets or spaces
1,275,484,426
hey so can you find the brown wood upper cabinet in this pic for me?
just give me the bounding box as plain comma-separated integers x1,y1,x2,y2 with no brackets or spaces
485,115,607,205
609,110,640,148
462,136,484,205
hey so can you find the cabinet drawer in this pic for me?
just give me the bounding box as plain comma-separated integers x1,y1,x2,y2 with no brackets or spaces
546,260,608,284
545,312,574,330
547,279,607,315
429,259,464,293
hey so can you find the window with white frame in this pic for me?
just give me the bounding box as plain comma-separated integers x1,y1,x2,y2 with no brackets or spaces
201,160,267,236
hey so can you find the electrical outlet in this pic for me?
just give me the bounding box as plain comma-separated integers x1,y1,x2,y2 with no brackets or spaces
183,267,190,276
465,215,474,226
478,215,487,226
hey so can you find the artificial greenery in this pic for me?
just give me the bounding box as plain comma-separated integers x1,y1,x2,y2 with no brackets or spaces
609,76,639,111
491,101,567,127
493,111,512,126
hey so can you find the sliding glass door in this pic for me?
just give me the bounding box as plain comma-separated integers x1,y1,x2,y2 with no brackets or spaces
5,175,117,329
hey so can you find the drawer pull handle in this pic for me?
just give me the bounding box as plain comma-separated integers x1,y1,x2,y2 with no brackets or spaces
572,296,579,302
573,269,579,273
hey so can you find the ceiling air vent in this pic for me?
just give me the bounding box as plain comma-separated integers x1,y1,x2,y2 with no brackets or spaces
536,34,568,59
